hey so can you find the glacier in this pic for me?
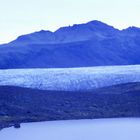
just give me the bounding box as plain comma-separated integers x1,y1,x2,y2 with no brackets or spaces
1,65,140,91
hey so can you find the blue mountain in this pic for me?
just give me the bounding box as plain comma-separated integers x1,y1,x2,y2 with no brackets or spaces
0,20,140,69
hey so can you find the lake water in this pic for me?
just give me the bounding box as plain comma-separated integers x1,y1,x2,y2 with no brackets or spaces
0,118,140,140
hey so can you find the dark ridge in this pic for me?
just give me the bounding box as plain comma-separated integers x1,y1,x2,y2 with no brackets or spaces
0,20,140,69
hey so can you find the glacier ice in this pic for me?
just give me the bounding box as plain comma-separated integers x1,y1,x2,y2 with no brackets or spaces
0,65,140,91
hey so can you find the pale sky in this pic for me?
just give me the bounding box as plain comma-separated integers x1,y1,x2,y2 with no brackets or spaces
0,0,140,44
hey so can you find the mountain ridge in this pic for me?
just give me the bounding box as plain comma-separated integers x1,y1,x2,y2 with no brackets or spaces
0,20,125,45
0,20,140,69
2,20,140,46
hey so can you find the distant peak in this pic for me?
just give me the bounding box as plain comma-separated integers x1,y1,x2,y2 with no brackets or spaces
55,20,118,33
125,26,140,31
86,20,117,30
37,30,52,33
87,20,106,25
122,26,140,33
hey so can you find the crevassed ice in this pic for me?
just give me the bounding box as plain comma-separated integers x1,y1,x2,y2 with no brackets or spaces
0,65,140,91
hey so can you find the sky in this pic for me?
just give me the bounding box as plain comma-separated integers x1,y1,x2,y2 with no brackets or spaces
0,0,140,44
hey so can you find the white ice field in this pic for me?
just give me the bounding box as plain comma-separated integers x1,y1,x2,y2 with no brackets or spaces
0,65,140,91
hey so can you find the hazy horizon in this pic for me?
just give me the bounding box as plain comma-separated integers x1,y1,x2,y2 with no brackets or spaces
0,0,139,44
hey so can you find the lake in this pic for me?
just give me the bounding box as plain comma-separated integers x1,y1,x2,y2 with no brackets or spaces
0,118,140,140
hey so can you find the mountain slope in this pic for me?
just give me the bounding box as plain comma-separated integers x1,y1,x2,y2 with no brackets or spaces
0,20,140,69
1,82,140,129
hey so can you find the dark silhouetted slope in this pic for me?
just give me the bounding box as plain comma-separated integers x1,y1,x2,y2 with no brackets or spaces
0,20,140,69
0,82,140,129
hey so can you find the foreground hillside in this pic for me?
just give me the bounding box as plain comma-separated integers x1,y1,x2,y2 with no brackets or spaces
0,82,140,129
0,20,140,69
0,65,140,91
